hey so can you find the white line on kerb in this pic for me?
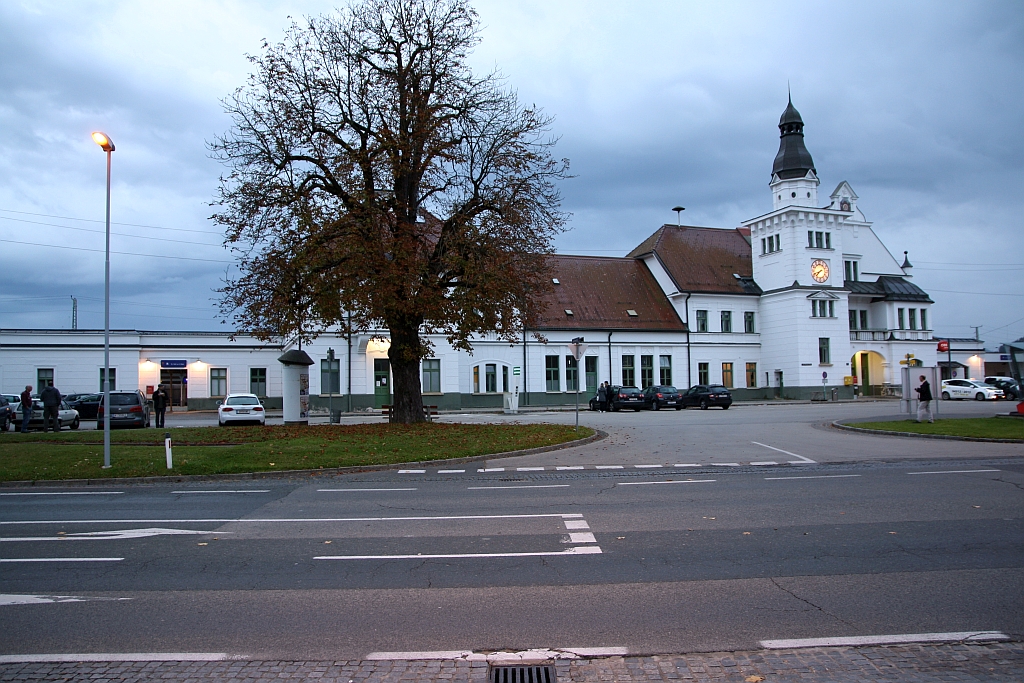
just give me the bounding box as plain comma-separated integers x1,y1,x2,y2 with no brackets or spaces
437,470,465,474
0,653,245,663
595,465,623,469
760,631,1010,650
478,468,505,472
365,647,629,661
315,546,602,560
517,467,545,471
468,485,570,490
752,441,816,464
0,558,123,563
673,464,700,467
634,464,663,468
172,490,270,494
765,475,861,481
0,492,123,496
907,469,1001,475
749,461,778,466
617,480,716,486
1,513,584,525
398,469,426,474
556,466,585,470
317,488,417,492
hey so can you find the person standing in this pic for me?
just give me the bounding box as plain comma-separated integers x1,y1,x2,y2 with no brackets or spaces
596,382,607,412
40,383,62,432
19,385,33,433
604,382,614,412
153,383,169,429
915,375,934,423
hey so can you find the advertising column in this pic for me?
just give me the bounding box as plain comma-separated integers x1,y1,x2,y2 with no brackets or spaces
278,349,315,425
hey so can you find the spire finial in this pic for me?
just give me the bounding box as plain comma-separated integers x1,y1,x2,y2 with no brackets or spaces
788,81,791,104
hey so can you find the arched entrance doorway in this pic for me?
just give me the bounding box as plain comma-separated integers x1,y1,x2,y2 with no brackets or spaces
851,350,887,396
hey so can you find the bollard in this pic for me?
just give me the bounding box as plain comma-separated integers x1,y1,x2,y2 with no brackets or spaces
164,432,173,469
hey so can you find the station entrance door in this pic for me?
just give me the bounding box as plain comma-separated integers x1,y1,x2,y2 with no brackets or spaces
160,369,188,408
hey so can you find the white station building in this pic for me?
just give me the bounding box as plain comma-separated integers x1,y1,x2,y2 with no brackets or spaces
1,100,944,410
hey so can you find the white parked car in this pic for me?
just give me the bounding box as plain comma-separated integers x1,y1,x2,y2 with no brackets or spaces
14,398,81,431
940,379,1004,401
217,393,266,426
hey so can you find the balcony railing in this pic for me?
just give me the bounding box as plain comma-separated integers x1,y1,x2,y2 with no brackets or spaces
849,329,932,342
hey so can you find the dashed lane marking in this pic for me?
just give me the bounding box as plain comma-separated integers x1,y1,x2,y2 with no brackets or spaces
634,464,663,468
906,469,1001,475
0,492,123,496
566,532,597,543
556,466,585,470
437,470,465,474
596,465,624,469
0,557,123,562
617,480,716,486
516,467,546,471
564,520,590,530
0,513,584,526
314,546,602,560
1,528,224,542
171,490,270,494
467,485,571,490
764,475,861,481
760,631,1010,649
317,488,417,492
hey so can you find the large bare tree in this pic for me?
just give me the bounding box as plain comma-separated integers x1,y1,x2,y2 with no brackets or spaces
211,0,569,423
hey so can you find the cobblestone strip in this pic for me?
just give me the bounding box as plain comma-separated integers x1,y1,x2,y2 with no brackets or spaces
1,643,1021,682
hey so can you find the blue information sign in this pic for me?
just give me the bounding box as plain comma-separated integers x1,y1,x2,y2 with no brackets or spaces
160,360,188,369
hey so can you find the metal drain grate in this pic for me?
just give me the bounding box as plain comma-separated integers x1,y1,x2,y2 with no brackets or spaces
489,664,556,683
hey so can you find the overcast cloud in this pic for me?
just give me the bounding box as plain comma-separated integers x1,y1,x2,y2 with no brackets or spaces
0,0,1021,344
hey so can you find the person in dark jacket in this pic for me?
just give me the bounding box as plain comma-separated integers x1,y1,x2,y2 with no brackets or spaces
915,375,933,423
19,385,33,433
152,384,170,428
39,384,62,432
596,382,607,412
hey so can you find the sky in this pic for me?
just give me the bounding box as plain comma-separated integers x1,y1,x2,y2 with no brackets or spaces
0,0,1022,346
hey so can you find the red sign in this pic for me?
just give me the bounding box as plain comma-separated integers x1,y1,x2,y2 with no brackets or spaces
937,340,950,353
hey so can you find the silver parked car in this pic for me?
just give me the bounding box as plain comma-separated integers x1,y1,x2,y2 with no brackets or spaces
14,399,81,431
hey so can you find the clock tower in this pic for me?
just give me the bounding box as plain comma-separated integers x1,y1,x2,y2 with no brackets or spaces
770,96,819,211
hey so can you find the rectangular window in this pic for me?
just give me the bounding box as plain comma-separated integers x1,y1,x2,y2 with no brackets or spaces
807,231,814,248
774,235,781,251
621,355,635,387
818,338,831,365
815,231,824,248
898,308,905,330
845,260,853,281
321,358,340,394
695,310,708,332
746,362,757,388
37,368,54,389
721,310,732,333
698,362,709,385
210,368,227,397
921,308,928,330
909,308,917,330
659,355,672,385
422,359,441,393
640,355,654,389
812,301,818,318
721,362,734,388
761,237,767,255
859,310,868,330
545,355,560,392
473,365,480,393
565,356,578,392
250,368,267,397
502,366,509,393
585,356,598,394
97,368,114,391
825,232,832,249
744,311,755,333
853,261,859,281
828,300,835,318
485,363,497,393
849,309,857,329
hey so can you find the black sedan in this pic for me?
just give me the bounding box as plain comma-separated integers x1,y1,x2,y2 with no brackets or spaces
680,384,733,409
67,393,102,419
641,385,683,410
589,385,645,412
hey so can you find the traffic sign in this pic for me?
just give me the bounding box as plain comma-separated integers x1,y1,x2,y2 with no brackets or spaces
568,343,588,362
937,340,949,352
822,371,827,379
512,366,520,376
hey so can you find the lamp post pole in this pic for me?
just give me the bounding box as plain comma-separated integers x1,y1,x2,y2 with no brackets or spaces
92,132,114,469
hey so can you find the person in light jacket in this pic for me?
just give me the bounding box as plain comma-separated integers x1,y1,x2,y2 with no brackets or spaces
915,375,934,423
596,382,607,412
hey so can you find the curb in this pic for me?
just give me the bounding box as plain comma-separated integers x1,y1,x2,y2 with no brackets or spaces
831,420,1024,444
0,429,607,488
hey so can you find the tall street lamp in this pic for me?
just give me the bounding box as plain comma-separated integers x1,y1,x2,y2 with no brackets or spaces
92,131,114,469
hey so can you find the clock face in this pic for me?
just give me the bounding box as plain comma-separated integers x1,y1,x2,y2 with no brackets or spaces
811,259,830,283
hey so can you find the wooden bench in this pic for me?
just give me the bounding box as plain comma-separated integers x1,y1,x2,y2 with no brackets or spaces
381,404,440,422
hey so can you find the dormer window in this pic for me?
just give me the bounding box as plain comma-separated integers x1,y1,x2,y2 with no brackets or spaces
626,309,638,317
552,278,560,285
564,309,574,316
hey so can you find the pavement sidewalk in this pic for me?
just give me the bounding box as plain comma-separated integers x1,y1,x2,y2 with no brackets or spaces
2,642,1022,681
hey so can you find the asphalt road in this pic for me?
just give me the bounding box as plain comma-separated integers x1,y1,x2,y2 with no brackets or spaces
2,404,1022,661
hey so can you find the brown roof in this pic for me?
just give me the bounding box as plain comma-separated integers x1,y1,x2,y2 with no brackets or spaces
533,255,685,331
627,225,760,295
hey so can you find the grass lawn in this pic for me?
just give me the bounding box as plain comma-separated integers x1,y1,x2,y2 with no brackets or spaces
0,423,593,482
850,417,1024,440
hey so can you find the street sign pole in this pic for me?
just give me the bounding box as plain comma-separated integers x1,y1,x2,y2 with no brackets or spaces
822,371,827,401
568,338,588,432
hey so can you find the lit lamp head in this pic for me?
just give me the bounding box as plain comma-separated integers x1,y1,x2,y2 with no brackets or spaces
91,131,115,152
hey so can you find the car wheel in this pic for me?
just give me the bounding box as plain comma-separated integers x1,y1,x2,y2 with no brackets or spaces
675,405,682,410
700,399,709,410
55,419,62,431
975,392,986,401
941,391,950,400
722,404,730,410
71,417,80,430
652,401,660,411
219,420,225,427
0,417,7,432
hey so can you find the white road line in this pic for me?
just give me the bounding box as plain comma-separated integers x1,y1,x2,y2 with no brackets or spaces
516,467,546,471
315,546,602,560
0,594,131,605
564,520,590,530
752,441,817,464
437,470,465,474
673,464,700,467
478,468,505,472
634,464,663,468
906,469,1001,475
556,466,585,470
760,631,1010,650
171,490,270,494
765,475,862,481
617,480,716,486
317,488,417,492
398,469,426,474
595,465,623,469
0,558,123,563
1,513,584,525
710,462,741,467
0,492,123,496
0,653,243,663
467,485,571,490
365,647,629,661
749,461,778,466
1,528,223,542
566,532,597,543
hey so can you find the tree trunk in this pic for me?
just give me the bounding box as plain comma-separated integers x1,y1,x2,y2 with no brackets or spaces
388,323,426,424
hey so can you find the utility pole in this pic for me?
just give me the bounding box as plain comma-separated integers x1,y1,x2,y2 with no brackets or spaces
71,296,77,330
970,325,981,341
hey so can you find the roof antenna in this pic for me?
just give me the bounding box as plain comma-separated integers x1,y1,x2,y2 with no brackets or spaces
672,206,685,226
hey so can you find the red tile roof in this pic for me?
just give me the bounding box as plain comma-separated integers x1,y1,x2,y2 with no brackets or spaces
533,255,685,331
627,225,759,295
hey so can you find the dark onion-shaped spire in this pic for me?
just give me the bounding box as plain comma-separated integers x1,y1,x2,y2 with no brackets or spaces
772,95,816,180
